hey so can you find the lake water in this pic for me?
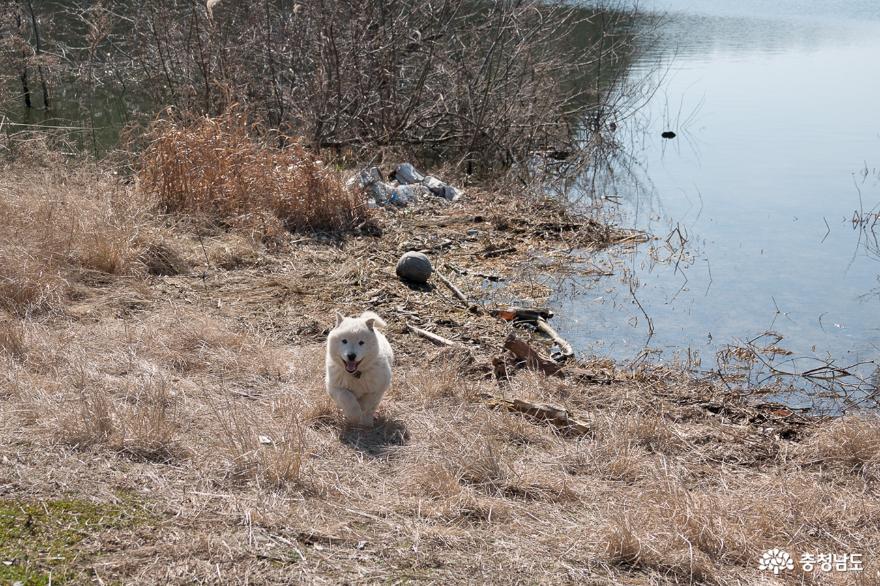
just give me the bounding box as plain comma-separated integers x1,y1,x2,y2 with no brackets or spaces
556,0,880,408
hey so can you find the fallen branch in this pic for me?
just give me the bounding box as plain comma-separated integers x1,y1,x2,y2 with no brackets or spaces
482,246,517,258
535,318,574,361
406,323,459,347
435,271,484,314
489,307,554,322
480,393,590,435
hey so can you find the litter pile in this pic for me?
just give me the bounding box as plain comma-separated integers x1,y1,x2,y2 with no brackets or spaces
348,163,462,207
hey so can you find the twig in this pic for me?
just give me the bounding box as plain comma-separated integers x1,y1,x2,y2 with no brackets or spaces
435,271,483,314
489,306,554,322
535,318,574,361
628,279,654,338
482,246,516,258
480,393,590,435
406,323,459,347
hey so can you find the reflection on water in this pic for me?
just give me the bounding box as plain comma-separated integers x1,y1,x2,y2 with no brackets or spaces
558,0,880,409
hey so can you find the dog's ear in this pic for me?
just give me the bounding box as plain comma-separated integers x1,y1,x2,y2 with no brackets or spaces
335,311,345,327
365,318,375,331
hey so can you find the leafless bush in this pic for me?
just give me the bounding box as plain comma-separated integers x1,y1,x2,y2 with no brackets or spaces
38,0,643,175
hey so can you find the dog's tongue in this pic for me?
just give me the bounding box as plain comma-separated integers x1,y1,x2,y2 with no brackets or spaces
345,359,358,373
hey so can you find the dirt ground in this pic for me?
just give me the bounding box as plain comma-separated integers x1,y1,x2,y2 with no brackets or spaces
1,161,879,585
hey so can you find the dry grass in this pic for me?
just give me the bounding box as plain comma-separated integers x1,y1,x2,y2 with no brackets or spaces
213,397,306,488
802,415,880,479
1,163,879,584
139,109,367,233
0,159,154,315
0,318,25,359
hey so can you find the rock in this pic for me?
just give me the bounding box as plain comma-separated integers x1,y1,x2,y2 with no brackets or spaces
661,131,677,139
396,251,433,283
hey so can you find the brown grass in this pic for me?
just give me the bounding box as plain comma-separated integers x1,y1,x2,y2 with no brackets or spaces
213,397,305,488
803,415,880,479
0,159,153,315
1,163,879,584
0,318,25,359
139,109,368,233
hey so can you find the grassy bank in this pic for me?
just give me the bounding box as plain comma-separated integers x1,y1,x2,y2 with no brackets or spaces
1,153,879,584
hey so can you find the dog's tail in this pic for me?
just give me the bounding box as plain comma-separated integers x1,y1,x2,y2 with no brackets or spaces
360,311,387,330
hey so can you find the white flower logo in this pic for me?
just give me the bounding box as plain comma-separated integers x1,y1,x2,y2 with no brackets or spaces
759,548,794,574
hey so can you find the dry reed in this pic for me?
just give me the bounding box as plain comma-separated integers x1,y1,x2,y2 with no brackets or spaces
139,109,367,233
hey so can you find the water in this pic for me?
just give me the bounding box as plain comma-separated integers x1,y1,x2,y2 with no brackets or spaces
556,0,880,406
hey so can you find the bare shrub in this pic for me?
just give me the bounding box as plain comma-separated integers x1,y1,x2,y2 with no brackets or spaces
41,1,644,174
139,109,367,232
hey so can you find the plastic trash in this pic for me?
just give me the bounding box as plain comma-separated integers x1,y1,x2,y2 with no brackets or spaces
394,163,425,185
351,164,463,206
348,166,389,202
369,181,395,205
423,176,462,202
388,184,431,207
359,166,384,188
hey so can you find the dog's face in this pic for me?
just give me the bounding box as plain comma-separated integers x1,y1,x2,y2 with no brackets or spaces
328,312,380,374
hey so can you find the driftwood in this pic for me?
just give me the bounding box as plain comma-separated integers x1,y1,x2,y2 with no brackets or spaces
535,318,574,361
406,323,459,347
481,393,590,435
435,271,484,314
499,333,616,384
489,306,554,323
503,332,562,375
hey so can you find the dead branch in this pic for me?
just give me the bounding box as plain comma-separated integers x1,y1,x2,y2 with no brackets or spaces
435,271,483,314
406,323,459,347
489,307,554,322
481,393,590,435
535,318,574,361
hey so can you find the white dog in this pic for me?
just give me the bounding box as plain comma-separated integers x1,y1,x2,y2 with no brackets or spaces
325,311,393,427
